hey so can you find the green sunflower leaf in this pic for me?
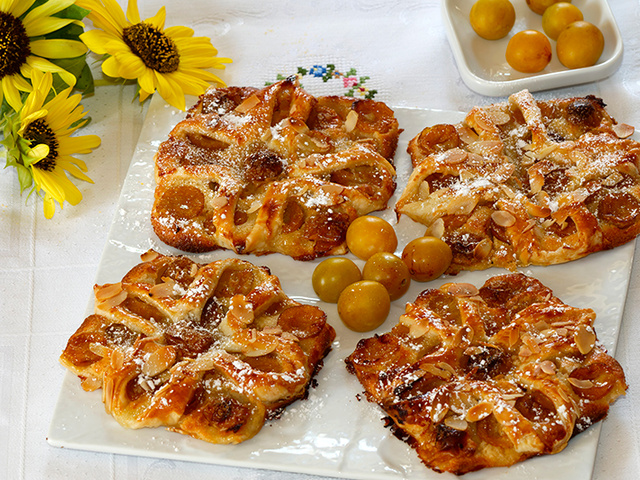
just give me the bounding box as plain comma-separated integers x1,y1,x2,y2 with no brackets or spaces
51,55,95,97
16,164,34,193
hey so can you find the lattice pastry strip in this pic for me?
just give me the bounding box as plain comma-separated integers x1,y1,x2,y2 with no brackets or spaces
152,77,399,260
60,251,335,444
345,273,626,474
396,90,640,273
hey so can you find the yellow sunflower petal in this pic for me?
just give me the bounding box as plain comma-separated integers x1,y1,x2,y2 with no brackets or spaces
58,155,88,171
23,16,80,37
178,67,227,86
18,110,48,135
125,0,141,23
138,89,151,103
8,72,32,92
29,39,88,60
53,170,83,205
154,71,185,111
58,135,101,155
43,194,56,219
48,167,83,206
3,0,37,18
137,70,157,97
146,6,166,30
32,168,65,203
175,42,218,60
57,158,93,183
26,144,50,165
101,55,124,79
42,85,78,113
22,0,76,26
113,51,147,78
2,76,24,112
164,25,194,38
170,71,210,96
79,30,115,55
77,0,129,37
25,56,77,87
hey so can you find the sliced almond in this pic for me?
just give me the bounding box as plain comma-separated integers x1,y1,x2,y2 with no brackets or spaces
521,219,536,234
99,289,127,308
534,320,550,331
89,343,109,358
95,282,123,301
211,196,229,208
420,363,453,380
473,238,493,260
436,361,456,376
141,250,160,262
142,346,176,377
485,109,511,126
529,171,545,194
431,404,450,423
281,331,299,342
471,111,495,132
574,325,596,355
426,218,445,239
509,327,520,348
466,402,493,422
519,345,533,358
149,281,175,298
619,161,639,177
602,172,623,187
491,210,516,228
247,199,262,214
442,149,468,165
568,377,594,389
110,348,124,370
262,326,283,336
526,201,551,218
345,110,359,132
441,282,479,297
320,184,345,195
444,416,468,431
534,143,558,160
235,94,260,113
613,123,634,139
418,180,430,199
539,360,556,375
228,294,255,326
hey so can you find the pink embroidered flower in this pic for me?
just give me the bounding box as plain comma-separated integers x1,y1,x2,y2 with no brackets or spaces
343,77,358,88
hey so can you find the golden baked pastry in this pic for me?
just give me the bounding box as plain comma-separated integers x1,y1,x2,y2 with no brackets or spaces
60,250,335,444
346,273,626,475
151,77,399,260
396,90,640,274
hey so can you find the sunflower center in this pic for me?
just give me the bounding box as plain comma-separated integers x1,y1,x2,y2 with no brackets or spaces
24,119,59,172
0,12,31,78
122,22,180,74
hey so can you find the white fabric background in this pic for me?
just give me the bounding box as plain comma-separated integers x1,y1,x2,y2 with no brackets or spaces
1,0,639,478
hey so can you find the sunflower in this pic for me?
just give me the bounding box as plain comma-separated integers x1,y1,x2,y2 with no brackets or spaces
77,0,232,110
2,69,101,218
0,0,90,112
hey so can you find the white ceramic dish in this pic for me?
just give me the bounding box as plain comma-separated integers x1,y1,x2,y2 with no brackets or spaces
442,0,624,96
48,98,634,480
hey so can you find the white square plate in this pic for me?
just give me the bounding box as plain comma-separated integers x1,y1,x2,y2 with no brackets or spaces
442,0,624,96
48,99,634,479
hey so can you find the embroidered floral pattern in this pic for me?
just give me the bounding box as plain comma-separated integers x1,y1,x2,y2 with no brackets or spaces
268,64,377,99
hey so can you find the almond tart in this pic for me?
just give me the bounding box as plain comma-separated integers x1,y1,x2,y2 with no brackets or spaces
346,273,627,475
60,250,335,444
151,76,400,260
396,90,640,274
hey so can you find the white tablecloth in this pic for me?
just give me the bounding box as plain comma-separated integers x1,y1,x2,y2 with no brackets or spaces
2,0,639,478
